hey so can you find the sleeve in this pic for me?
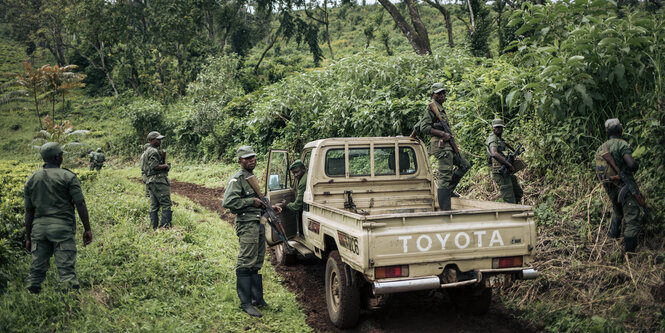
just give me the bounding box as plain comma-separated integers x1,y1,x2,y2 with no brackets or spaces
286,178,306,211
24,176,33,209
418,106,434,136
487,136,498,149
68,175,85,203
619,141,632,157
147,149,161,171
222,178,254,213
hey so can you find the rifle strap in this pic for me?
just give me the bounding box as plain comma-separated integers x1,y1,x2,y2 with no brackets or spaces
428,102,444,122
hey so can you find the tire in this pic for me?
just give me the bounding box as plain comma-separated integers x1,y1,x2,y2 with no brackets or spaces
448,285,492,315
325,250,360,328
274,242,297,266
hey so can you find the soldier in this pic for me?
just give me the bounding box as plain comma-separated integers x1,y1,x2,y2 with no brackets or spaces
595,118,642,253
223,146,282,318
140,143,151,198
486,119,523,204
94,148,105,171
418,82,470,210
278,160,308,234
140,131,172,229
89,150,97,171
24,142,93,293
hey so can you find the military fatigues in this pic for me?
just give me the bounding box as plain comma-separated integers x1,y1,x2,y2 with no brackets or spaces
24,164,85,289
486,133,523,204
596,137,641,239
286,170,307,212
223,169,266,271
140,146,172,228
419,101,470,189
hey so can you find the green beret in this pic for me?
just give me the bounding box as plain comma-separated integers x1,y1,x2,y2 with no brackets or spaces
40,142,63,160
237,145,256,159
289,159,304,170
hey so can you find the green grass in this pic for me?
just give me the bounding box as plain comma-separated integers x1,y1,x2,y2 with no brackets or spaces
0,167,310,332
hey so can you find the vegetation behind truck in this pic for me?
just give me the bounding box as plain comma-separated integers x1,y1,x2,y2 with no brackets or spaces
264,137,538,328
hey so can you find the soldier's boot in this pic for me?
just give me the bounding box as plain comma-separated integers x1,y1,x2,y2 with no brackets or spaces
159,209,172,229
449,174,462,198
609,217,621,239
624,237,637,255
236,269,262,317
150,211,160,230
250,272,269,308
438,188,451,211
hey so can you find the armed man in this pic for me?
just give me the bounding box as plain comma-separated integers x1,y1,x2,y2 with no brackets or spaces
279,159,307,232
486,119,524,204
93,148,105,171
140,131,172,229
418,82,470,210
594,118,645,254
223,146,283,317
24,142,93,293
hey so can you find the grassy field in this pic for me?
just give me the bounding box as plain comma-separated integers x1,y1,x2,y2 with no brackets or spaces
0,166,310,332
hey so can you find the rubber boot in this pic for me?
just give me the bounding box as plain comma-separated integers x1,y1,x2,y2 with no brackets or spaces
449,174,462,198
236,269,262,317
624,237,637,255
438,188,451,211
609,217,621,239
159,209,172,229
251,272,269,308
150,211,159,230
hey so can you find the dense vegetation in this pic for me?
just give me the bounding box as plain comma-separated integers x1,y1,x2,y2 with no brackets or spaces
1,0,665,331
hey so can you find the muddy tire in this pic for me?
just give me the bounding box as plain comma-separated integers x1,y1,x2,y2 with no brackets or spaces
325,250,360,328
448,285,492,315
274,242,297,266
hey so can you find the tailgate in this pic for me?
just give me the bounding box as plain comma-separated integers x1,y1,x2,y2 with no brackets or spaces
369,210,535,270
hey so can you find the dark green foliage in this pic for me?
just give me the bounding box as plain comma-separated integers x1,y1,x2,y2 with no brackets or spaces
467,0,492,57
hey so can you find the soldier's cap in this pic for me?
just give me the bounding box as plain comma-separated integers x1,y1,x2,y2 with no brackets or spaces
237,145,256,159
431,82,447,94
147,131,165,141
492,119,505,127
40,142,63,160
289,159,304,171
605,118,622,130
96,148,102,152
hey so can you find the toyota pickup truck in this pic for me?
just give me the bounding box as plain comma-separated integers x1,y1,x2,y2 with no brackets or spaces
263,137,538,328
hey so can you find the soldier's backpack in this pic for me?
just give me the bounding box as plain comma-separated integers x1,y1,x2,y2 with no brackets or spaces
594,143,617,183
96,153,105,163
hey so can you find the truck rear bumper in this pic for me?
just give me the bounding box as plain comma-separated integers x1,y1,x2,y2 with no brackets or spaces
372,268,539,295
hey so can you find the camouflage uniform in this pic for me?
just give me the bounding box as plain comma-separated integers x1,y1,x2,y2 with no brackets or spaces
140,132,172,229
24,144,87,291
596,137,641,240
486,132,523,204
94,149,105,171
286,160,307,213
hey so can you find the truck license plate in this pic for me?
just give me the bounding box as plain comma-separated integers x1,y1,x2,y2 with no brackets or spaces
484,274,512,288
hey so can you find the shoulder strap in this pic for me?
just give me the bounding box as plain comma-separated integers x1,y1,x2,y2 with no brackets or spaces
428,102,443,121
603,142,608,154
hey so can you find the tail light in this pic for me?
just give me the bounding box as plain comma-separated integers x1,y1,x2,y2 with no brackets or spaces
375,265,409,279
492,256,523,269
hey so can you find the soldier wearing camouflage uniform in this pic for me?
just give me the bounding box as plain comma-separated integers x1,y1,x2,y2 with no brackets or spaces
418,82,470,210
89,148,105,171
486,119,523,204
24,142,93,293
595,118,642,253
140,131,172,229
223,146,283,318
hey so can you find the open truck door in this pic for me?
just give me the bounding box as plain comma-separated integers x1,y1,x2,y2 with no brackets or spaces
264,149,298,246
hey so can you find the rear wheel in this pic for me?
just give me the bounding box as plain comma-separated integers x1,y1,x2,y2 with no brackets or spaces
274,242,297,266
325,250,360,328
448,285,492,315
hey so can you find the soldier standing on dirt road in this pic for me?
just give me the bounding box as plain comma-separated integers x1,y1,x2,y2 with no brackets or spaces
24,142,93,293
486,119,524,204
595,118,643,253
418,82,470,210
223,145,283,318
140,131,172,229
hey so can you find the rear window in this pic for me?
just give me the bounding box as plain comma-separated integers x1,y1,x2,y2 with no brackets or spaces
324,145,418,177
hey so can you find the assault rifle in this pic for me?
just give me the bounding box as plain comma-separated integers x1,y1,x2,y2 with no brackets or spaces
429,102,460,154
601,151,651,221
499,143,523,175
245,175,293,250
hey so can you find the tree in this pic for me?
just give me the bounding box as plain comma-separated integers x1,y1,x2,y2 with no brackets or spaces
41,65,85,123
14,63,47,129
455,0,491,57
377,0,431,55
38,0,71,66
423,0,455,48
305,0,335,60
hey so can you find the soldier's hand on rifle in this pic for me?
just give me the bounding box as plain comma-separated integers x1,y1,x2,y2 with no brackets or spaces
273,205,283,214
252,197,263,207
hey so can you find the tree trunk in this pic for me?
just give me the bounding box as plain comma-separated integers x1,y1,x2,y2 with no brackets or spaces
255,29,280,75
377,0,431,55
33,87,42,130
424,0,455,48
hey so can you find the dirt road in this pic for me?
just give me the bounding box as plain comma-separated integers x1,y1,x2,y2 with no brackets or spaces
169,180,539,333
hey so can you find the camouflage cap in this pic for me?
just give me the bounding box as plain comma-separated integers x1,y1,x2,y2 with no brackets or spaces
289,159,304,171
237,145,256,159
40,142,63,160
605,118,622,130
492,119,505,127
147,131,165,141
431,82,447,94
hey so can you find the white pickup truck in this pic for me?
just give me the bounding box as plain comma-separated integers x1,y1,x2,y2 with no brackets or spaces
264,137,538,328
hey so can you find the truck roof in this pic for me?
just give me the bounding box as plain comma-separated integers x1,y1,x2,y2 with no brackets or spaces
303,137,419,150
